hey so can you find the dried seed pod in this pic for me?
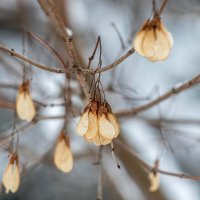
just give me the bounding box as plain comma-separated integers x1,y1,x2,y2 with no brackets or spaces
133,17,173,61
107,112,120,138
16,81,36,122
98,113,115,140
77,101,120,146
2,153,20,194
76,108,89,136
148,172,159,192
54,132,73,173
93,133,112,146
84,111,98,140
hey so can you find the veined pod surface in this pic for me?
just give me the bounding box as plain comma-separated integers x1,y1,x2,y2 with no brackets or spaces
148,171,160,192
16,81,36,122
54,132,73,173
2,153,20,194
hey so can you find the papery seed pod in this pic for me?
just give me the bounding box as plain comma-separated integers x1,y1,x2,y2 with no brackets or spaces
84,111,98,140
76,107,89,136
98,113,115,140
54,132,73,173
148,172,159,192
98,104,118,140
133,18,173,61
93,133,112,146
107,112,120,138
2,153,20,194
16,81,36,122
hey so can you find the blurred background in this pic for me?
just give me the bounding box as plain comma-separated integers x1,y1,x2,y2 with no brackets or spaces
0,0,200,199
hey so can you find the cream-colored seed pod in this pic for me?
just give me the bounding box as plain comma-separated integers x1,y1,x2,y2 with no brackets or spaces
98,113,115,140
54,132,73,173
84,111,98,139
76,109,89,136
2,154,20,194
107,112,120,138
93,133,112,146
133,18,173,61
16,81,35,122
148,172,159,192
76,101,120,146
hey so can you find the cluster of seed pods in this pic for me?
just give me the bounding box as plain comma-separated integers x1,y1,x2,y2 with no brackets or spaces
133,15,173,61
76,101,120,146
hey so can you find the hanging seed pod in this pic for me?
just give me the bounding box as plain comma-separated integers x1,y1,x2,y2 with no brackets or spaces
84,102,98,140
76,101,120,146
16,81,36,122
2,153,20,194
148,171,159,192
54,132,73,173
76,101,98,139
133,16,173,61
98,105,116,140
98,103,120,140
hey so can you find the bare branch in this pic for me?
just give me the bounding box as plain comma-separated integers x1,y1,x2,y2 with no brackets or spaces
116,139,200,181
0,43,67,73
117,74,200,117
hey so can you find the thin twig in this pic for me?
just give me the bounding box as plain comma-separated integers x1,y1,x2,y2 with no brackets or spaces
0,42,134,74
27,31,66,67
159,0,168,15
0,43,67,73
117,74,200,117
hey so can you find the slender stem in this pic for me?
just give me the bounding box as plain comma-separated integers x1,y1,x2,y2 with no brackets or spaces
97,147,103,200
159,0,168,15
83,48,135,73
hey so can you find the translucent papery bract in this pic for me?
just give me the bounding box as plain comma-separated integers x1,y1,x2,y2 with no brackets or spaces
16,83,35,122
160,22,174,48
93,133,112,146
76,109,89,136
54,133,73,173
84,111,98,139
148,172,159,192
2,155,20,194
107,112,120,138
98,113,115,140
142,28,156,58
133,30,146,56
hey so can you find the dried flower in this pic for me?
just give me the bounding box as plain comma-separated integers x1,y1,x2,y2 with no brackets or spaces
148,171,159,192
76,101,120,146
133,16,173,61
16,81,36,122
2,153,20,194
54,132,73,173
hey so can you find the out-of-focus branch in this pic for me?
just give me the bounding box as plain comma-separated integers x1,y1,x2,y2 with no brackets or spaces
0,99,15,109
0,43,67,73
117,74,200,117
0,42,134,74
116,139,200,181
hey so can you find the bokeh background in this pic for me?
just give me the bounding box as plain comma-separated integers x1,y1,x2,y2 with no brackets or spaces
0,0,200,199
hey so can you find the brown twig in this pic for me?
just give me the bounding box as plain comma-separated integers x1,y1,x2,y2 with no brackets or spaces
0,43,67,73
159,0,168,15
0,42,134,75
26,31,66,67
